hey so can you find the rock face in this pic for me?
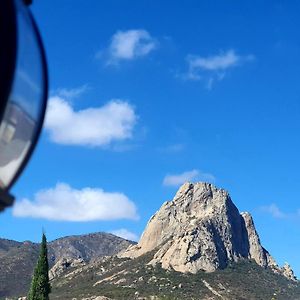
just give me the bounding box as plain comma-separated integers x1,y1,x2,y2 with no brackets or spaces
282,263,297,281
49,257,86,280
241,212,273,267
122,182,294,279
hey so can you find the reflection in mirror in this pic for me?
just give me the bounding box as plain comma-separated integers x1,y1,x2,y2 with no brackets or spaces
0,101,34,188
0,0,46,189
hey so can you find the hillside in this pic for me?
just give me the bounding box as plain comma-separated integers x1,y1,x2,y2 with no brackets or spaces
0,232,134,299
49,251,300,300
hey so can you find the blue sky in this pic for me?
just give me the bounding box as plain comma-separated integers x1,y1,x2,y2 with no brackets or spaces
1,0,300,275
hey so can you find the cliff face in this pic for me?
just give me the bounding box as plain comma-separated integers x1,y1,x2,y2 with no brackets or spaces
121,182,295,280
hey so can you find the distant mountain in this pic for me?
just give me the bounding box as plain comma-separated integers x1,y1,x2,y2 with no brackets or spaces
48,232,134,263
0,232,134,299
49,182,300,300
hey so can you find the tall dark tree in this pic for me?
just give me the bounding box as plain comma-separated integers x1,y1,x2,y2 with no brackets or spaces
28,233,51,300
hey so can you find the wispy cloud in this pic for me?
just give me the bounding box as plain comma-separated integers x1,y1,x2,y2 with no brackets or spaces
259,203,300,221
260,203,287,219
13,183,139,222
188,50,241,71
183,49,254,89
101,29,157,65
163,169,215,187
110,229,139,242
53,84,90,99
44,96,137,147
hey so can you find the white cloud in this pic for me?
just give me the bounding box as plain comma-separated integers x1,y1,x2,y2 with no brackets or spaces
184,49,254,88
110,229,139,242
106,29,157,64
13,183,139,222
260,204,287,219
44,97,137,147
188,50,240,71
163,169,215,187
54,84,89,99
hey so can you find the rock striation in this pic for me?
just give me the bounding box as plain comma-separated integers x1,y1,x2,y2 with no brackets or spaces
121,182,295,279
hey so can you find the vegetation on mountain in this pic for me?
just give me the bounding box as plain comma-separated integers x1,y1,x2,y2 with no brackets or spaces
49,251,300,300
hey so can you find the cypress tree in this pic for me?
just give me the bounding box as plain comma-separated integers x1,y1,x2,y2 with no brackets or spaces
28,233,51,300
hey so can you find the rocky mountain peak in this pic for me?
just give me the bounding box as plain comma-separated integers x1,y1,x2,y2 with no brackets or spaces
122,182,295,280
282,262,297,281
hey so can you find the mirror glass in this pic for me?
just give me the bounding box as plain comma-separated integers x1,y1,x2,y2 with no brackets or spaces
0,0,47,189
